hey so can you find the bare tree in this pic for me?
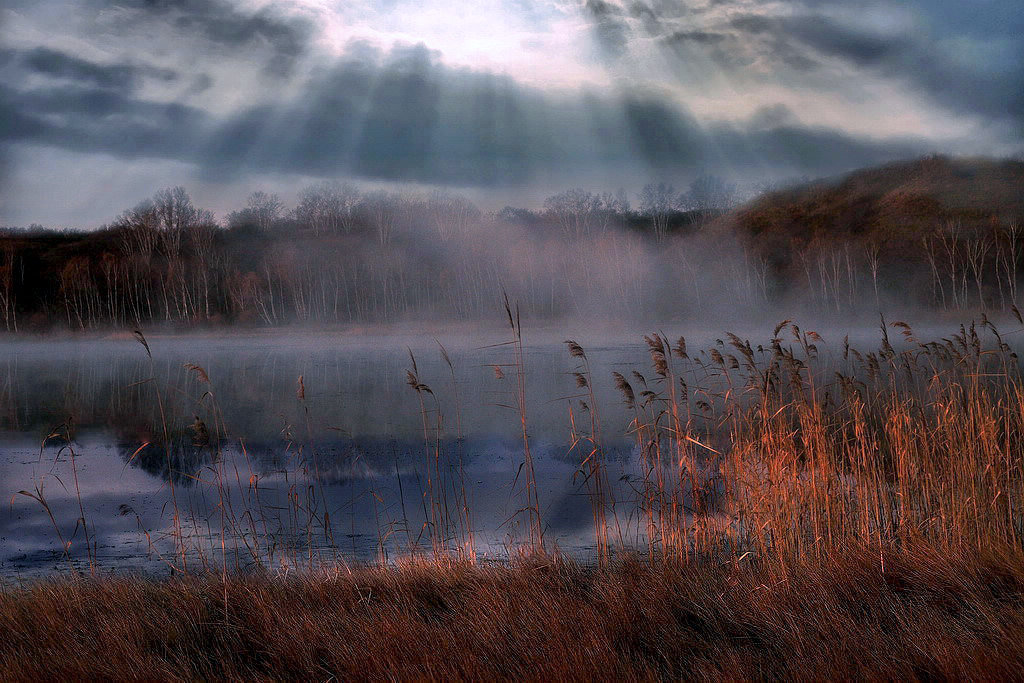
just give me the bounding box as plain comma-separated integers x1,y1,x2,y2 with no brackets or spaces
115,202,161,323
361,190,399,247
595,189,630,233
0,243,16,331
998,222,1021,308
59,256,93,329
816,244,846,313
293,182,361,235
964,231,993,310
249,191,284,232
638,182,676,242
189,221,219,319
153,186,204,253
922,233,946,309
865,240,881,308
543,188,601,238
681,174,736,216
938,221,966,309
428,191,480,242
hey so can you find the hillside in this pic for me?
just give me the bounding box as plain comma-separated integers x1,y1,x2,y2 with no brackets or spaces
724,155,1024,250
705,156,1024,310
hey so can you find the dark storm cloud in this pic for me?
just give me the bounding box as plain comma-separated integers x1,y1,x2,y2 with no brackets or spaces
661,30,726,46
0,39,931,187
725,10,1024,126
775,15,902,67
203,43,553,184
1,47,177,92
93,0,314,76
708,120,923,176
621,97,704,168
194,42,929,183
726,12,911,71
606,0,1024,133
0,79,209,159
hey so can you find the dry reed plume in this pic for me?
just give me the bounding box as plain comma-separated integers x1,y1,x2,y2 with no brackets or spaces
610,314,1024,565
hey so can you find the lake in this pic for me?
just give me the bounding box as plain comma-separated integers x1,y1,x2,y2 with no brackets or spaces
1,324,690,577
1,318,965,577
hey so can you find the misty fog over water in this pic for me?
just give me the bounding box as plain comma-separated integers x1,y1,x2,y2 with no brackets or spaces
0,327,654,575
2,315,1016,576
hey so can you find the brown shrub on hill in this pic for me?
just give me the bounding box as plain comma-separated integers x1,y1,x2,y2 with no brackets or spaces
724,156,1024,250
711,156,1024,308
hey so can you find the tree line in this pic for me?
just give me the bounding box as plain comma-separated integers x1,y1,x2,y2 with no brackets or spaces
222,176,737,242
0,175,1020,332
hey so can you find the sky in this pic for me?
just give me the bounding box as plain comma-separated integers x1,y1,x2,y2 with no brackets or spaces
0,0,1021,227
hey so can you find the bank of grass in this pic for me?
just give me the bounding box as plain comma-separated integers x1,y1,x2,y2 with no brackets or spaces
2,543,1024,680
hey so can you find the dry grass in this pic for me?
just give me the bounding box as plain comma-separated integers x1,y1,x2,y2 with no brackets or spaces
1,544,1023,681
8,315,1024,679
16,316,1024,572
610,317,1024,565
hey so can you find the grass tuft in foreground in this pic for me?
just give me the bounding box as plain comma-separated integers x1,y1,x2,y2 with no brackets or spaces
2,543,1023,680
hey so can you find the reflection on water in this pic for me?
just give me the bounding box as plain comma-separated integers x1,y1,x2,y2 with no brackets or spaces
0,331,651,442
1,330,662,576
2,323,931,577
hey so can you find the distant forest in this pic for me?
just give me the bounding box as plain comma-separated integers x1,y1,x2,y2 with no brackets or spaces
1,156,1022,331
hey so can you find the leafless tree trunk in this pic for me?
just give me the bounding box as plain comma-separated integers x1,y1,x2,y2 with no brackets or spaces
1000,222,1021,308
866,241,881,309
964,232,992,310
0,244,17,332
921,234,945,309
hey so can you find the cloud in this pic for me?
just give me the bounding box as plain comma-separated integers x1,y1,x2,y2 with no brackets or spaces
0,79,210,160
587,1,1023,137
744,10,1022,126
4,47,178,92
583,0,632,59
184,43,935,184
773,15,902,67
661,30,726,46
0,0,1021,225
84,0,315,77
0,37,933,201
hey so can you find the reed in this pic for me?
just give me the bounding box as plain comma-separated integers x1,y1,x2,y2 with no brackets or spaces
9,312,1024,678
12,312,1024,576
564,339,614,567
485,293,545,554
406,350,444,556
622,315,1024,564
437,340,476,562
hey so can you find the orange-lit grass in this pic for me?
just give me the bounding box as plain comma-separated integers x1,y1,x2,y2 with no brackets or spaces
616,318,1024,565
7,317,1024,679
2,544,1023,680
